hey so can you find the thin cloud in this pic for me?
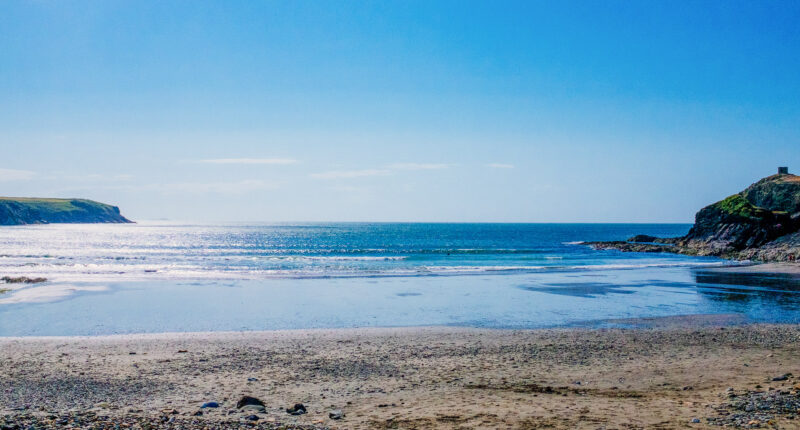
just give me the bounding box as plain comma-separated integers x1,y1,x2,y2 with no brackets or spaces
311,169,392,179
487,163,514,169
43,173,134,182
387,163,450,170
70,180,277,195
0,168,35,181
195,158,298,165
159,180,278,194
311,169,392,180
311,163,452,180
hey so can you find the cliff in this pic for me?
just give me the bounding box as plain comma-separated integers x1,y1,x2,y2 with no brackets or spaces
589,172,800,262
0,198,132,225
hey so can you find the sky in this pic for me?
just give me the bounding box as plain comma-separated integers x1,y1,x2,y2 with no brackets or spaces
1,0,799,223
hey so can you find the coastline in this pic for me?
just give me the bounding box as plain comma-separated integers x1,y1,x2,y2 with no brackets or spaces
3,324,800,429
699,262,800,277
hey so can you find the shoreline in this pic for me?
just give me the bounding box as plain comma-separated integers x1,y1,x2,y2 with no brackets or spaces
3,324,800,429
698,262,800,277
0,312,772,341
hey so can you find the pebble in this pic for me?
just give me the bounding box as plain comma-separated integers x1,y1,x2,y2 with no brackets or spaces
236,396,265,409
286,403,307,415
0,411,320,429
708,385,800,427
772,373,792,381
329,409,345,420
200,402,219,408
240,404,266,413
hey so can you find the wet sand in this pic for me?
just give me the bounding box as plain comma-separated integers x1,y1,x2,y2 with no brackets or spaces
703,262,800,277
2,324,800,429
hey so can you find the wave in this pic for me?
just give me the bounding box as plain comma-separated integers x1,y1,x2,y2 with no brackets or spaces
0,248,556,259
0,260,735,283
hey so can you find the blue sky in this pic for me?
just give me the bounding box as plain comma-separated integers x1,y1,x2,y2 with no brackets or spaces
1,0,799,222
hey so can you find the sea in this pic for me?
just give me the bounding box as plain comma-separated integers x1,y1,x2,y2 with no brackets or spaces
1,222,799,336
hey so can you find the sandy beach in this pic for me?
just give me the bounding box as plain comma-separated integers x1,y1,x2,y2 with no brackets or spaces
2,323,800,429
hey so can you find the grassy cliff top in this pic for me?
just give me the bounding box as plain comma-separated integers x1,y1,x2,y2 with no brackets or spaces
714,194,768,219
0,197,132,225
773,173,800,183
0,197,100,204
0,197,112,211
740,173,800,215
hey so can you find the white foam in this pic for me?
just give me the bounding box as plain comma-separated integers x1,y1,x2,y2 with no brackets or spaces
0,284,108,304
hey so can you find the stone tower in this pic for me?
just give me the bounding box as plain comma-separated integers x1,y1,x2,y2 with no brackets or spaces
778,166,789,174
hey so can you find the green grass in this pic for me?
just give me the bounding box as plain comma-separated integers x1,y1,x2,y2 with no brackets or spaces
713,194,788,221
0,197,102,212
0,198,114,211
715,194,762,218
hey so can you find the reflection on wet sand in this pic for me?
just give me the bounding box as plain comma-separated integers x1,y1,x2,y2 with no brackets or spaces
693,270,800,310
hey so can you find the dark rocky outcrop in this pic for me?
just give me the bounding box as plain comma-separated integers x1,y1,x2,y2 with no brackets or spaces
588,173,800,262
1,276,47,284
0,198,132,225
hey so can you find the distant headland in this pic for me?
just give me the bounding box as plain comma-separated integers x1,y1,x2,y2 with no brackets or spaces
0,197,132,225
590,167,800,263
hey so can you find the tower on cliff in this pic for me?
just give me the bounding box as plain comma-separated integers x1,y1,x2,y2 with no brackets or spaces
778,166,789,174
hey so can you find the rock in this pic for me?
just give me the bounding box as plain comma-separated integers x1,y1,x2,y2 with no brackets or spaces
772,373,792,381
690,418,700,423
239,405,266,413
200,402,219,408
245,414,259,421
192,410,203,416
286,403,307,415
0,276,47,284
236,396,265,409
628,235,659,243
741,173,800,215
329,409,345,420
590,173,800,261
247,377,258,382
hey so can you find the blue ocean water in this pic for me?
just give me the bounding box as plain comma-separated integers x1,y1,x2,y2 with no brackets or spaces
0,223,708,280
1,222,799,335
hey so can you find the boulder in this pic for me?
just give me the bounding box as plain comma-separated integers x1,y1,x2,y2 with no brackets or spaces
236,396,265,409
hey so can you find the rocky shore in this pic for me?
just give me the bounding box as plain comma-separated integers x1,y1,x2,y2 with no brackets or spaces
589,172,800,263
2,324,800,429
